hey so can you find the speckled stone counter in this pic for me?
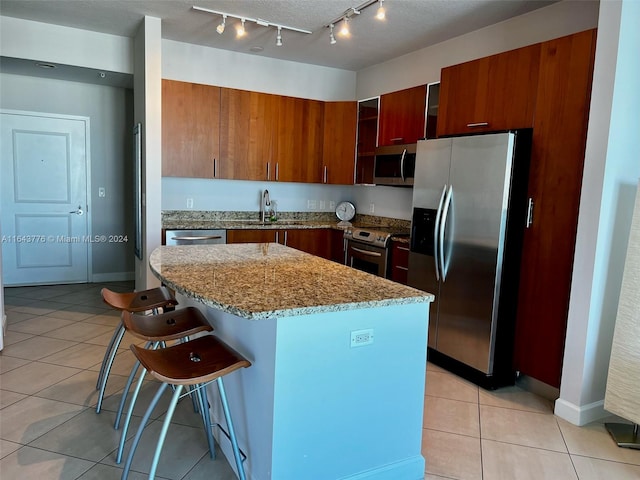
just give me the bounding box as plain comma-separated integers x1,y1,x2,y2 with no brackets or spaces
149,243,432,320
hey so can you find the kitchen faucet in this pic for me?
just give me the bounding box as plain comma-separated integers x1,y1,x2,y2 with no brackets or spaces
261,189,271,223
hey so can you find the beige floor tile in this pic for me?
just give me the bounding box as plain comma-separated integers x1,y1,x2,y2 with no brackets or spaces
423,395,480,437
40,342,111,369
76,463,154,480
480,405,567,452
571,454,640,480
36,369,128,408
0,361,81,395
1,329,34,347
0,439,21,460
99,378,172,421
481,439,577,480
1,335,76,360
479,385,554,414
30,409,142,462
46,306,101,321
181,450,238,480
84,313,122,327
558,418,640,466
0,445,94,479
7,315,76,335
5,310,37,325
0,396,84,443
425,370,479,403
426,361,447,373
101,420,209,480
88,349,138,377
43,322,114,342
0,355,30,374
422,428,482,480
0,389,27,410
10,303,59,316
424,475,454,480
85,329,146,349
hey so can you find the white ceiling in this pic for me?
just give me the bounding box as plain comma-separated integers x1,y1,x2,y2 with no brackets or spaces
0,0,558,71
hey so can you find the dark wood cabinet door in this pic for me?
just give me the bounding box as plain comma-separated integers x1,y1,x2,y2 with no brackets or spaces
162,80,220,178
275,96,323,183
356,98,378,184
330,229,346,264
226,229,279,243
322,101,357,185
219,88,277,181
437,44,540,137
514,29,597,388
390,242,410,284
378,85,427,146
285,229,331,259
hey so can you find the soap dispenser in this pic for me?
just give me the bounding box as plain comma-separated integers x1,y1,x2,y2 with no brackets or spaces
269,200,278,222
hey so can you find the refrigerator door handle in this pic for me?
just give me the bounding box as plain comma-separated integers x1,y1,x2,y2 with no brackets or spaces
433,184,447,281
400,148,407,183
440,184,453,282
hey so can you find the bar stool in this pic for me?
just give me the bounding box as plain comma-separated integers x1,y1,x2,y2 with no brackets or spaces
96,287,178,413
112,307,214,430
119,333,251,480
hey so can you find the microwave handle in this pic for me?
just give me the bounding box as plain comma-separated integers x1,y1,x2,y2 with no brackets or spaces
400,149,407,183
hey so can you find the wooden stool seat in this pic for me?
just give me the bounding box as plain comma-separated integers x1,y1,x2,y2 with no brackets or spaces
121,307,213,343
95,286,178,414
119,333,251,480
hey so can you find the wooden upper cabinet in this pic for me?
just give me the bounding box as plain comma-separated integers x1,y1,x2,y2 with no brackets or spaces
274,96,324,183
162,79,220,178
219,88,277,181
378,85,427,146
437,44,541,137
322,101,357,185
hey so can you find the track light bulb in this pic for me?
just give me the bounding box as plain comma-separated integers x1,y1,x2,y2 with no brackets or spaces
276,26,283,46
236,18,246,38
216,15,226,34
329,24,337,45
376,0,386,20
339,17,350,37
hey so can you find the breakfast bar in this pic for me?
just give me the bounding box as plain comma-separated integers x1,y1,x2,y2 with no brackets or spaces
149,243,434,480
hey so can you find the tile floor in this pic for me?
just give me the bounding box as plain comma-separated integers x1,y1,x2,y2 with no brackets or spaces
1,282,639,480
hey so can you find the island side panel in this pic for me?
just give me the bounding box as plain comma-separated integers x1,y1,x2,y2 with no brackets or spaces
272,303,429,480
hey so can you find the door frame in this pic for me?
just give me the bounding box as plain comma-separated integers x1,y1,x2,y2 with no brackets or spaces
0,109,93,285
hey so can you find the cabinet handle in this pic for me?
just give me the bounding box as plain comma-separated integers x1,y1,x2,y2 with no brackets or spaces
275,163,279,181
467,122,489,128
266,162,270,181
323,165,328,184
397,246,410,252
275,231,279,243
395,266,409,271
284,231,288,245
526,198,534,228
390,137,404,142
213,158,217,178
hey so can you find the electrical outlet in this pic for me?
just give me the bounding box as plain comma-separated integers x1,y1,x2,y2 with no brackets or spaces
186,197,194,209
369,203,375,213
307,199,317,210
98,187,105,198
350,329,374,348
319,200,326,210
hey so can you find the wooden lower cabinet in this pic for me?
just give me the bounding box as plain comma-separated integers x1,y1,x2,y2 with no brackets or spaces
330,229,346,264
389,242,410,284
226,229,279,244
226,228,332,260
513,29,597,388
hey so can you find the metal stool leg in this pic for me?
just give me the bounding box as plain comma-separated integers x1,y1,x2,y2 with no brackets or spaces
217,377,246,480
197,384,216,459
117,367,150,464
96,326,126,413
114,340,155,430
96,322,124,390
148,385,183,480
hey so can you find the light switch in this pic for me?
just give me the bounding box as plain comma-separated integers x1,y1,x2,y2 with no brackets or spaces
98,187,106,198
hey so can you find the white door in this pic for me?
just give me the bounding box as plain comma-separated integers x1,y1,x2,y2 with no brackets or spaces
1,111,90,286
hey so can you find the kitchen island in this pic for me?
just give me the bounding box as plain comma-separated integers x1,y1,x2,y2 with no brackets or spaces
149,243,433,480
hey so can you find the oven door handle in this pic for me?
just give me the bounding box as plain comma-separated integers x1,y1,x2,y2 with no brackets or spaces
350,246,383,257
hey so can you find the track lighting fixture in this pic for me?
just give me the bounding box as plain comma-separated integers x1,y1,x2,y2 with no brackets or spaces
216,14,226,34
236,18,246,37
339,16,350,37
329,24,337,45
276,26,283,46
376,0,386,20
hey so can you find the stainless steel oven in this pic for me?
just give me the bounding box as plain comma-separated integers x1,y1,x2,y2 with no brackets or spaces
344,227,409,278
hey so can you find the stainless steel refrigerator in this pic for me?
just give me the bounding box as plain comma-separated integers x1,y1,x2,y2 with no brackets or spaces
408,131,532,388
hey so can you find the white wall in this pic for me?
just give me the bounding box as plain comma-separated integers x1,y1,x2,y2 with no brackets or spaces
162,40,356,101
0,73,134,280
356,0,599,98
556,0,640,425
134,17,163,290
0,16,133,74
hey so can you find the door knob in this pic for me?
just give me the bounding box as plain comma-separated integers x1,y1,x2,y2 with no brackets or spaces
69,205,84,216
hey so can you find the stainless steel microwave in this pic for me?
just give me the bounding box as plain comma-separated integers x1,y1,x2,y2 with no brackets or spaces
373,143,417,186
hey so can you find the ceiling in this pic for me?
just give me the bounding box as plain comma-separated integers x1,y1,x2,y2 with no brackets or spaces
0,0,558,72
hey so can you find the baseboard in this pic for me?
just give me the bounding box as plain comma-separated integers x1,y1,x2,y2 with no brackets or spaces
91,272,135,283
554,398,607,426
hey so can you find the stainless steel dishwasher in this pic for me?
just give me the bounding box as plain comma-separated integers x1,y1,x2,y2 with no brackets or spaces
164,229,226,246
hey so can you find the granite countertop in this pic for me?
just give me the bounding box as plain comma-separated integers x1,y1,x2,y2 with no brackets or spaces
150,243,433,320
